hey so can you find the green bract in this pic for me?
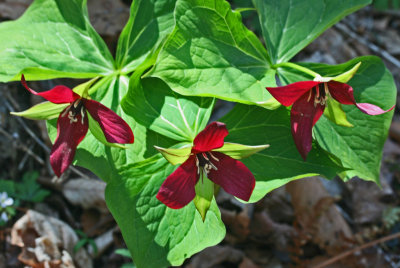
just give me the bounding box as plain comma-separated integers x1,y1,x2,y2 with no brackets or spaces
11,102,67,120
194,175,215,221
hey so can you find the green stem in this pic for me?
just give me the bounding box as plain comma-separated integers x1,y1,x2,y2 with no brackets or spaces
273,62,320,78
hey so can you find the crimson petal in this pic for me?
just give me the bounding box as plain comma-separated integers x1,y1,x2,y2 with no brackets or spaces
193,122,228,153
291,91,325,160
207,152,255,201
266,81,320,107
84,99,134,144
21,75,80,104
50,108,88,177
328,81,394,115
156,156,198,209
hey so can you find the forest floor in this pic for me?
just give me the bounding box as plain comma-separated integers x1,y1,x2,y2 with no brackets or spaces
1,1,400,268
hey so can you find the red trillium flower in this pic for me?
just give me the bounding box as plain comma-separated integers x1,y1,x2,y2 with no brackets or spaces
266,79,394,160
20,75,134,176
156,122,256,209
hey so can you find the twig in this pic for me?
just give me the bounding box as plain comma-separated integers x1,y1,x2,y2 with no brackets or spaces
334,22,400,70
0,127,44,165
374,9,400,19
3,95,50,153
314,232,400,268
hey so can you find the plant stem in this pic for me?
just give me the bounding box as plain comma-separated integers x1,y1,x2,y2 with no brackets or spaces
273,62,319,77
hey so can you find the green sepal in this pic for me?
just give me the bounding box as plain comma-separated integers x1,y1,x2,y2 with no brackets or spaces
213,143,269,159
194,174,214,222
256,97,282,110
235,7,257,13
314,62,362,83
323,98,354,127
332,62,361,83
87,113,127,149
73,77,100,98
154,145,192,165
11,102,68,120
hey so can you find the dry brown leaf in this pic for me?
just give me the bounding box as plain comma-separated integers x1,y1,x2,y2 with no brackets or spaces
239,257,260,268
286,177,353,255
11,210,92,268
62,178,108,214
349,178,390,225
221,207,251,242
187,246,244,268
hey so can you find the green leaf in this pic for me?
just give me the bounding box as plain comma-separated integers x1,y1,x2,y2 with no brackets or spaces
253,0,371,63
121,264,136,268
15,171,50,202
11,102,67,120
74,239,88,253
220,104,345,202
115,248,133,259
116,0,176,73
0,180,16,196
154,145,191,165
214,142,269,159
105,155,225,268
122,74,215,142
0,0,114,82
278,56,396,182
150,0,279,107
194,175,214,221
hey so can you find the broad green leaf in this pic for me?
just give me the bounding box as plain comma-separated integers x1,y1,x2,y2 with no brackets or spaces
253,0,371,63
11,102,67,120
220,104,344,202
154,145,191,165
122,74,215,142
150,0,279,107
194,175,214,221
278,56,396,182
374,0,400,10
105,155,225,268
116,0,176,73
47,75,176,181
214,142,269,159
0,0,114,82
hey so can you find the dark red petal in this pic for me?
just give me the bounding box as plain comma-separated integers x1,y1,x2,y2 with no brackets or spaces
156,156,198,209
21,74,80,104
84,99,134,144
291,91,325,160
193,122,228,153
50,108,88,177
207,152,255,201
328,81,394,115
266,81,320,107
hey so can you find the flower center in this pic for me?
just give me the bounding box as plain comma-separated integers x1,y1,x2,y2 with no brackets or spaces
195,152,219,175
61,99,86,124
308,83,329,107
